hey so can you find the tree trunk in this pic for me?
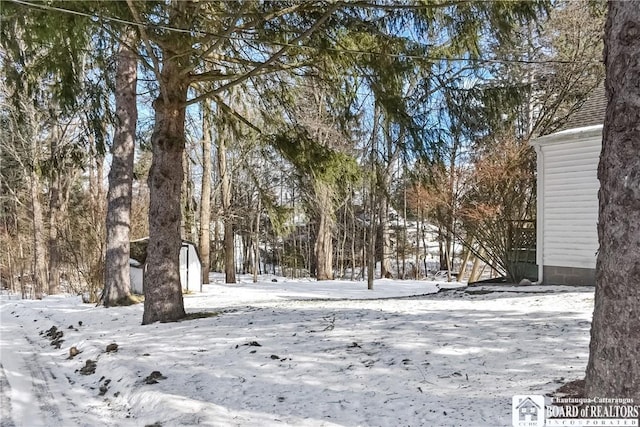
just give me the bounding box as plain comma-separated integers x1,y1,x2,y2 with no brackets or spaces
223,216,235,282
458,237,474,282
103,32,137,307
218,126,236,283
47,150,62,295
415,207,421,279
29,168,47,299
253,197,261,283
379,115,395,279
213,209,221,272
314,184,334,280
438,228,447,270
585,0,640,400
6,248,15,293
367,186,377,290
143,62,187,324
367,107,380,289
445,237,453,282
350,204,356,281
402,182,407,279
88,142,106,302
18,238,27,299
199,102,212,285
379,199,392,278
182,150,196,241
241,232,251,274
468,250,483,284
367,209,376,290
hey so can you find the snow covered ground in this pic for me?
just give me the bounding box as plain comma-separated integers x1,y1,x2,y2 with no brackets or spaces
0,275,594,427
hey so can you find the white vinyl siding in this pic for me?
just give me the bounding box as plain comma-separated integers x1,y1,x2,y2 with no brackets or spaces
536,129,601,269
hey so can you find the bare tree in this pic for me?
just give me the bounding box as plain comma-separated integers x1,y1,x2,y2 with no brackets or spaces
0,86,48,299
199,102,213,285
28,165,47,299
272,82,360,281
458,134,535,282
217,120,236,284
47,125,63,295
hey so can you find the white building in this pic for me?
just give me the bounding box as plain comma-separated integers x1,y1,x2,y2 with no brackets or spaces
530,87,605,285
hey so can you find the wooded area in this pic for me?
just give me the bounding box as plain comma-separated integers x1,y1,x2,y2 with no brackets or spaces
0,1,604,312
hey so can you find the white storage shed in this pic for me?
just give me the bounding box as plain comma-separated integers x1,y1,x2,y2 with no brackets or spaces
129,238,202,294
530,88,605,285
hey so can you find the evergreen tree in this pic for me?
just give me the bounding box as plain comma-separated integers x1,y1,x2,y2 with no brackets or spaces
103,29,138,306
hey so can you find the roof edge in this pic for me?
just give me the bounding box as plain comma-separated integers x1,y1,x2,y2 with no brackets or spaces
530,124,603,147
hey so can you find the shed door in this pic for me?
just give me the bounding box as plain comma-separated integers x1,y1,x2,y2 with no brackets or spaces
179,245,189,291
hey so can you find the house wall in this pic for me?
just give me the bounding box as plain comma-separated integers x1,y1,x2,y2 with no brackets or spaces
532,126,601,285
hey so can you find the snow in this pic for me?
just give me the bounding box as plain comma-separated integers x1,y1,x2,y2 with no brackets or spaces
0,275,595,427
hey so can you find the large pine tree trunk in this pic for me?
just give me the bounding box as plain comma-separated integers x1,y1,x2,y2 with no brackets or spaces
142,62,187,324
103,33,137,307
199,102,212,285
585,1,640,399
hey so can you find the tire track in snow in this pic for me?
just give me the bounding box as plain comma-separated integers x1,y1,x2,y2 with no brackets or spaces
1,312,63,427
24,353,64,427
0,362,16,427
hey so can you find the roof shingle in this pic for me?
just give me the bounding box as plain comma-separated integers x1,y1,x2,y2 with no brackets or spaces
558,85,606,131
